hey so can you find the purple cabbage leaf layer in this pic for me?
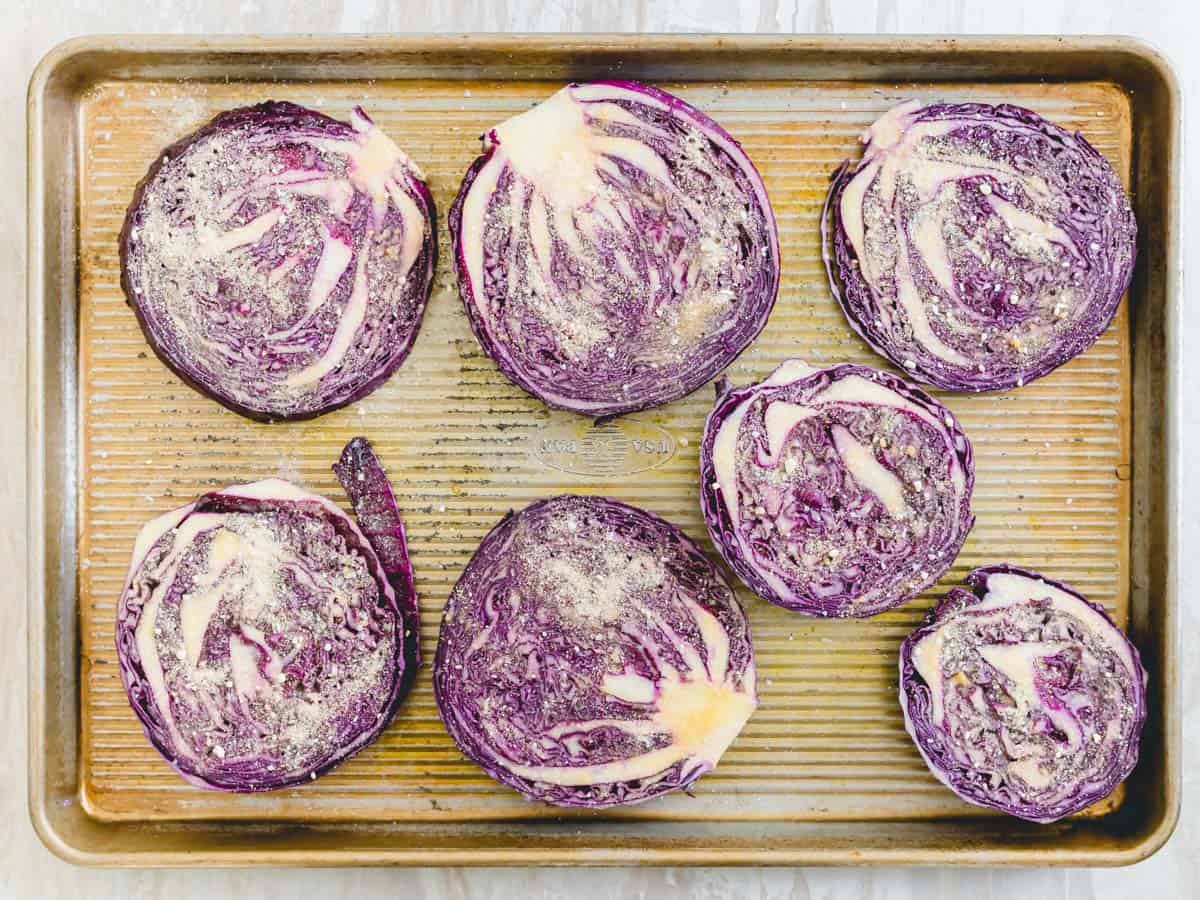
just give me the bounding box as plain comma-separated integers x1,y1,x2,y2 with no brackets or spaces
120,101,436,421
115,438,418,791
433,494,757,807
700,360,969,619
449,81,779,417
822,100,1136,392
899,565,1147,823
700,360,974,617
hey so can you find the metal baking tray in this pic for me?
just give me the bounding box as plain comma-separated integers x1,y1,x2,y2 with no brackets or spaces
27,34,1180,866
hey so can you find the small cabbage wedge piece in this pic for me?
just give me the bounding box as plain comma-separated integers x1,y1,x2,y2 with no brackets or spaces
115,438,417,791
823,100,1136,392
449,81,779,416
700,360,974,617
434,495,757,807
121,102,436,421
899,565,1147,823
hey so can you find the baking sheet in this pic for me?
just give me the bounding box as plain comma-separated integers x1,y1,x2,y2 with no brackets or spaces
29,35,1179,866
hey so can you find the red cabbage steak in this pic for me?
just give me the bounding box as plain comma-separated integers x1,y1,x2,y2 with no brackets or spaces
434,495,757,807
700,360,974,617
114,438,417,791
900,565,1146,823
823,100,1136,391
449,81,779,416
120,102,436,421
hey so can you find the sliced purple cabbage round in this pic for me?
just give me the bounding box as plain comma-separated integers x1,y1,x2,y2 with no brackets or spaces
448,81,780,416
899,565,1147,823
115,438,417,791
120,102,436,421
433,495,757,807
700,360,974,617
823,100,1136,392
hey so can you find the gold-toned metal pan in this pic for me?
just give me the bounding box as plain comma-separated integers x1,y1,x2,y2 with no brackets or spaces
27,34,1180,866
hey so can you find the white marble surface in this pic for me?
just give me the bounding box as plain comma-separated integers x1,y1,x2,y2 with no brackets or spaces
4,1,1196,897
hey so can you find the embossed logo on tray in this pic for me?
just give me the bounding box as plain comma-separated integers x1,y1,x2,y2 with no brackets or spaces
532,418,677,477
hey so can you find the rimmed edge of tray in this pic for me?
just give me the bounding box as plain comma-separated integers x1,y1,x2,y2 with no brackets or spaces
27,32,1181,867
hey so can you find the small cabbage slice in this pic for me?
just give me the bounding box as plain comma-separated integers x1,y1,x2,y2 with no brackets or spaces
120,102,436,421
333,437,420,671
448,81,779,416
822,100,1136,391
114,438,416,791
433,495,757,807
899,565,1147,823
699,360,974,617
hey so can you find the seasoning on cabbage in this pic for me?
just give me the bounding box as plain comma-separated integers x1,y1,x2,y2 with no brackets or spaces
822,100,1136,392
899,565,1147,823
114,438,417,791
448,81,779,417
433,495,757,807
120,101,436,421
700,360,974,617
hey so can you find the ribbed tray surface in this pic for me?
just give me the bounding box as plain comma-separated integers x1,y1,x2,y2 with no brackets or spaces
77,78,1130,822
